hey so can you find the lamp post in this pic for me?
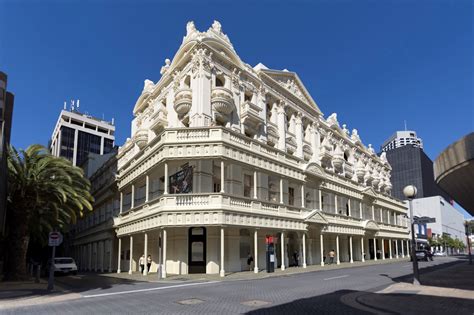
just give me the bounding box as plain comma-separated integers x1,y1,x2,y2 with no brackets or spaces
465,221,472,265
403,185,420,285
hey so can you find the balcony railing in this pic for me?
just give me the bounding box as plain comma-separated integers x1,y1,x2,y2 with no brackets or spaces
118,126,303,171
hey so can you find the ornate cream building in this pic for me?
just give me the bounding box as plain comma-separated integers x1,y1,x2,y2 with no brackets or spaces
84,21,411,277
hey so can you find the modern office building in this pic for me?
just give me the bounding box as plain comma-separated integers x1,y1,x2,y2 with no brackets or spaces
434,132,474,216
50,106,115,166
407,196,466,251
381,130,423,152
0,71,15,237
381,132,450,201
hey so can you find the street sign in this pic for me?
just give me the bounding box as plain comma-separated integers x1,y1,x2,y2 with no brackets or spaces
48,231,63,247
414,216,436,224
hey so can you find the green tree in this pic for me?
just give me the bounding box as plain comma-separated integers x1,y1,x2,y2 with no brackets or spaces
4,145,93,280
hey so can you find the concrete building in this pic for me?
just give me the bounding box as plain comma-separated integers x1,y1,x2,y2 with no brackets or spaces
72,152,119,272
50,107,115,166
381,130,423,152
381,132,451,201
434,132,474,216
0,71,14,237
407,196,466,251
72,21,409,277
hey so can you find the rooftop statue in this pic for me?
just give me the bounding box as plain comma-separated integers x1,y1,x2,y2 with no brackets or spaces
327,113,339,127
186,21,197,36
351,129,361,142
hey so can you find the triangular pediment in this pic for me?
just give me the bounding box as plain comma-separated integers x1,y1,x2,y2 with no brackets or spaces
304,210,329,225
305,162,326,179
363,220,380,231
257,68,323,115
362,187,378,199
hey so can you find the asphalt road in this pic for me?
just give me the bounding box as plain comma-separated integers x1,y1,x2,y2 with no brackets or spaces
4,257,470,314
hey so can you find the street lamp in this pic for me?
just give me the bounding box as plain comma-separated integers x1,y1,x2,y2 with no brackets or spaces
403,185,420,285
465,221,472,265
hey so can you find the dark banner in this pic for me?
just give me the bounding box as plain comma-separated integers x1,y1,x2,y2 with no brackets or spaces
169,166,193,194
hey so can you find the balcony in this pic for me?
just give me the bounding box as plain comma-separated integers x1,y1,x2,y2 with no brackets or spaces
344,162,354,179
174,88,192,117
134,128,148,149
241,100,264,135
211,87,233,123
266,122,279,147
150,105,168,133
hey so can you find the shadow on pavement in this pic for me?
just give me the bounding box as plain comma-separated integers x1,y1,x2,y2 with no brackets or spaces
52,272,151,294
245,289,474,315
383,257,474,290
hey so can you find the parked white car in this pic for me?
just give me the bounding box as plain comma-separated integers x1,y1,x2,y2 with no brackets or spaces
433,251,446,257
48,257,78,275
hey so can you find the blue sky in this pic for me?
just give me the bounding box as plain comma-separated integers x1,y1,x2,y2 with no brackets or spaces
1,0,472,216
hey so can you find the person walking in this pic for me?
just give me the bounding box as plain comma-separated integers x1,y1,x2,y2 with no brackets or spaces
329,249,335,264
139,254,145,273
247,252,254,271
147,255,152,272
293,250,300,267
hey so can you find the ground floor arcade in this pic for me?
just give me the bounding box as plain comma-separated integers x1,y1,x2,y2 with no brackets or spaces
106,226,409,278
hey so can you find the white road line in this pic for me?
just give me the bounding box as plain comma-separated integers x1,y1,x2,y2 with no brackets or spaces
83,281,221,298
324,275,349,281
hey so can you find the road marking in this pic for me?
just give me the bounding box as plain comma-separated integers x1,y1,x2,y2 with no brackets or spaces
324,275,349,281
402,265,411,268
83,281,221,298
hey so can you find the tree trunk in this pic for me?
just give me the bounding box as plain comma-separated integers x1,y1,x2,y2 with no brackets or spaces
3,207,30,281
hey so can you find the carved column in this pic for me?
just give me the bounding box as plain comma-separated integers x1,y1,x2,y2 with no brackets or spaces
190,49,212,127
302,233,307,268
361,237,365,262
277,102,286,151
311,123,321,164
349,236,353,263
281,232,285,271
129,236,133,274
254,229,259,273
320,233,325,266
295,113,303,158
336,235,340,265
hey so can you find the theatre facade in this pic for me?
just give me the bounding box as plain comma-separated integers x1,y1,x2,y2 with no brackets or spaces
85,21,410,277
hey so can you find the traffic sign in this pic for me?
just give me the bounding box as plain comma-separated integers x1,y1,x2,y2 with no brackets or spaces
413,216,436,224
48,231,63,247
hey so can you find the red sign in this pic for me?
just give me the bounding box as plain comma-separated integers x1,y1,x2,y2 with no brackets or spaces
266,235,274,245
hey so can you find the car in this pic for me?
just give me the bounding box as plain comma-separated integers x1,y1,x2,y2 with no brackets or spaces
47,257,78,275
433,251,446,256
410,250,430,261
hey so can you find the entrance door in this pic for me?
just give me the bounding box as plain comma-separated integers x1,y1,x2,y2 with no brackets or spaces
188,227,206,273
368,239,374,259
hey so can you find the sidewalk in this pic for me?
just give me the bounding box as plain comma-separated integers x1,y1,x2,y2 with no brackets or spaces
0,278,80,310
103,256,410,283
342,260,474,315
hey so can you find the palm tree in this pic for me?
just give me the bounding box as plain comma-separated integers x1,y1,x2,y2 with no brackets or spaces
4,145,93,280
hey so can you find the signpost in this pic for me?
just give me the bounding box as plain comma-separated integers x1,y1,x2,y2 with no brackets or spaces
47,231,63,291
413,217,436,225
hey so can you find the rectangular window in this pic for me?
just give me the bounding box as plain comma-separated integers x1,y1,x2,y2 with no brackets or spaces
243,174,253,198
288,187,295,205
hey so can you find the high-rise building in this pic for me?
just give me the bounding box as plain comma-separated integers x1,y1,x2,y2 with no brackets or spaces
0,71,15,237
380,131,450,201
50,106,115,166
381,130,423,152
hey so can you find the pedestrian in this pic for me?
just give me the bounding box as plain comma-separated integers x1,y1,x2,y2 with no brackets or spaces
323,250,326,264
147,255,152,272
293,251,299,267
329,249,335,264
247,252,254,271
139,254,145,273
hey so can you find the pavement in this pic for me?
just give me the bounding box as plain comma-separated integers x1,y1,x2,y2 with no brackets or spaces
0,256,472,314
